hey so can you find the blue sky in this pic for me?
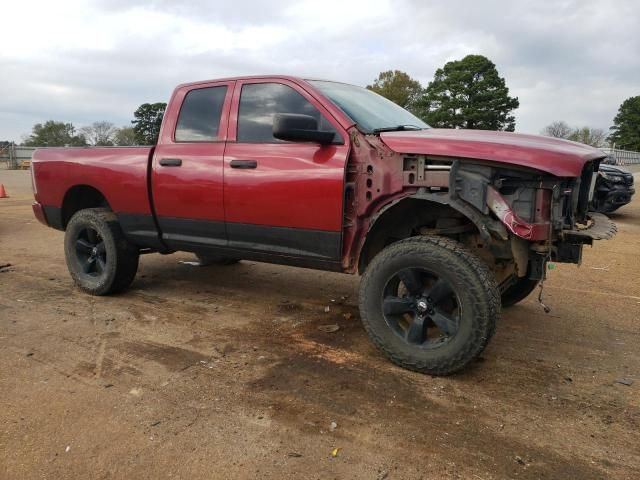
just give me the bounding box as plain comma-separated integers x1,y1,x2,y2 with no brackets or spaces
1,0,638,142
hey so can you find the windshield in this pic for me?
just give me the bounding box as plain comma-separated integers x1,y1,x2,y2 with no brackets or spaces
308,80,429,133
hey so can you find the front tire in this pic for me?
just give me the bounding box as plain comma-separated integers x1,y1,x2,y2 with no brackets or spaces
501,277,539,307
64,208,139,295
359,236,500,376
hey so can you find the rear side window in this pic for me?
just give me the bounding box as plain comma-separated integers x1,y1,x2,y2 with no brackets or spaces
237,83,335,143
175,86,227,142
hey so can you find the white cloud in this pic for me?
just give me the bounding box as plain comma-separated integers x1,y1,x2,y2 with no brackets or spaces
1,0,638,141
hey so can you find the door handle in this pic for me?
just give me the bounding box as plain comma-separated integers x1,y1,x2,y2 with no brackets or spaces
159,158,182,167
230,159,258,169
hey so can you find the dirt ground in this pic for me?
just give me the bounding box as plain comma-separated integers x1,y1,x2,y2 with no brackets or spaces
1,168,639,480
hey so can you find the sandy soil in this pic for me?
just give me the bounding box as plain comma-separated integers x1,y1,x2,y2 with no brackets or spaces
1,168,639,479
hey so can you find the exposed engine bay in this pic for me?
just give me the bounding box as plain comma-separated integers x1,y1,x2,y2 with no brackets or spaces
399,154,616,286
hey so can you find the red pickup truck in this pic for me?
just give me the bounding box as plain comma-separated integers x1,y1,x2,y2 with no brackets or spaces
31,75,616,375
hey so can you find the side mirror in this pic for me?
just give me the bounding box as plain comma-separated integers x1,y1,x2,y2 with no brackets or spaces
273,113,335,145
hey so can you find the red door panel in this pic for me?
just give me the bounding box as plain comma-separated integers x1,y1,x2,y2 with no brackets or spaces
151,81,234,249
152,142,226,222
223,142,347,231
223,78,350,261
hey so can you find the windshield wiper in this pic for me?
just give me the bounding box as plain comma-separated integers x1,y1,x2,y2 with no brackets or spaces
372,124,424,134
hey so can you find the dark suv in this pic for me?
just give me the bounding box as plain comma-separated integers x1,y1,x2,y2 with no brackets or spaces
592,157,635,213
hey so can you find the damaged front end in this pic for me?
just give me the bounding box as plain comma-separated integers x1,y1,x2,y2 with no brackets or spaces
342,128,616,298
448,158,617,285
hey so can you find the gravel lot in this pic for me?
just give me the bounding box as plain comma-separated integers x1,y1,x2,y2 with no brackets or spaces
1,167,639,479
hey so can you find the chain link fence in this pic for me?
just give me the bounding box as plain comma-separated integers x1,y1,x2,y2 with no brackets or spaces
0,144,37,169
599,147,640,165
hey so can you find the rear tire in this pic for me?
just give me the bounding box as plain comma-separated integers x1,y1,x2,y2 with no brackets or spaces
359,236,500,376
64,208,139,295
195,254,240,266
501,277,539,307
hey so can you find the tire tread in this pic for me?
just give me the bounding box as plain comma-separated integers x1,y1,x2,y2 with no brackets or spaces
359,235,500,375
65,208,139,295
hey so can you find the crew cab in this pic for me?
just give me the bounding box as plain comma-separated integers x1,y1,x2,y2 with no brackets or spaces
31,75,616,375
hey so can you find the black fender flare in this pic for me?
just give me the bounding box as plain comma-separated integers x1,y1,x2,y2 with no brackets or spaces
369,189,508,243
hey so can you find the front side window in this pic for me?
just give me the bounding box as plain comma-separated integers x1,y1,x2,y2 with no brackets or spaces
175,86,227,142
237,83,335,143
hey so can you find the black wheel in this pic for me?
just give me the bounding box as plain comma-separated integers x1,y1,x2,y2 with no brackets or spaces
359,236,500,376
501,277,539,307
195,254,240,266
64,208,139,295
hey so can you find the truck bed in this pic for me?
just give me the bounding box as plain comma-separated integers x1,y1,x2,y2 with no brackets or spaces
31,146,156,244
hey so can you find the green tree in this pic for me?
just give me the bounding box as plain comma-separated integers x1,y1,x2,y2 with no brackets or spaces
113,126,138,146
567,126,606,147
23,120,87,147
419,55,519,131
80,121,117,146
608,96,640,150
366,70,424,112
132,103,166,145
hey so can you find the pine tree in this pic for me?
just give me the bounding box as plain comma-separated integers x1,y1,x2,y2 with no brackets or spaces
419,55,519,131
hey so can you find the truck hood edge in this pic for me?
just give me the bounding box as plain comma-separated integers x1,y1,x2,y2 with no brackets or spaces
379,129,605,177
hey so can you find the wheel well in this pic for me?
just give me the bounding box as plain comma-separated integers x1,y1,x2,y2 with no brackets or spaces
358,198,481,273
61,185,111,228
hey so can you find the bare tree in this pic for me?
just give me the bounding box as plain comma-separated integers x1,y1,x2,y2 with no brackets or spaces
542,121,607,148
80,121,117,146
541,121,572,139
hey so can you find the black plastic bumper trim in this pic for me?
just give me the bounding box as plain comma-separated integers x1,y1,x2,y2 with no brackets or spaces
42,206,64,231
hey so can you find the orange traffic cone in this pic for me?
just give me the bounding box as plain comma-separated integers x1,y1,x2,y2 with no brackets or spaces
0,184,8,198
